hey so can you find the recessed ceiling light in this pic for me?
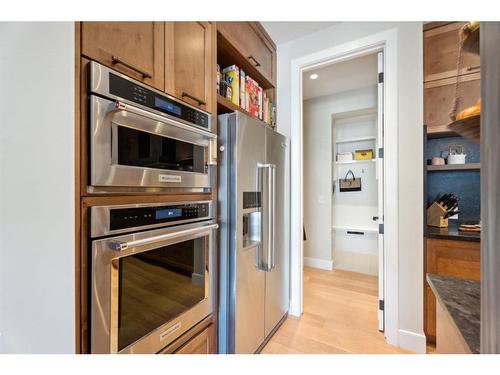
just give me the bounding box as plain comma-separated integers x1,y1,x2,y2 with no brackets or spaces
309,73,319,80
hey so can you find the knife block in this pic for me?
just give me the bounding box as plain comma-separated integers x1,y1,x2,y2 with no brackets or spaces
427,202,449,228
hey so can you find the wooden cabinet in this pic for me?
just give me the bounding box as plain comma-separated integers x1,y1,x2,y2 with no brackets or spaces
424,238,480,341
81,22,165,91
217,22,276,86
165,22,215,113
424,72,480,134
174,324,216,354
424,22,480,82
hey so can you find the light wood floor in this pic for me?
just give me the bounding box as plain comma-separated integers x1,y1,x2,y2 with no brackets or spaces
262,267,411,354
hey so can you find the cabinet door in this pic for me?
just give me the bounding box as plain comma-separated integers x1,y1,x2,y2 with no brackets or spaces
217,22,276,85
166,22,214,113
81,22,165,91
424,239,480,341
424,22,480,82
424,73,480,135
174,324,216,354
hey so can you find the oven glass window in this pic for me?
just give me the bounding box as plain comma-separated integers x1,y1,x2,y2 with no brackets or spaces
117,126,206,173
118,237,206,351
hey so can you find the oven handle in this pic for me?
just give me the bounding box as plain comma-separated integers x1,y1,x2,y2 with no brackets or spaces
108,223,219,251
113,101,217,140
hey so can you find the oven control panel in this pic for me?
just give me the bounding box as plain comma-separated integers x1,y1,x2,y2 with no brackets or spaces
108,203,210,233
107,71,210,129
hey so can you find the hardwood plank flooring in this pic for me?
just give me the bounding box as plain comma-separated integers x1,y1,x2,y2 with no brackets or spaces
262,267,411,354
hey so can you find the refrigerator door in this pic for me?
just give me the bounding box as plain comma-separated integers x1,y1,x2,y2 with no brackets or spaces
233,113,267,353
264,127,289,338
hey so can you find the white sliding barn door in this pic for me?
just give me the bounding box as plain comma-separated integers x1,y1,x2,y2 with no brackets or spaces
376,51,385,332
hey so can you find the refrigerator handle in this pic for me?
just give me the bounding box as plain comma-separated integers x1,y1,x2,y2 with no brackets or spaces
257,163,275,272
269,164,276,270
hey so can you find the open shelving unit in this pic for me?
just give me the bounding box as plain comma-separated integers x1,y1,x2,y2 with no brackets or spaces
216,29,276,128
427,163,480,172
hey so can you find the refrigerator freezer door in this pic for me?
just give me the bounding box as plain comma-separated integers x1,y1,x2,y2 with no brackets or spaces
234,113,267,353
264,128,289,338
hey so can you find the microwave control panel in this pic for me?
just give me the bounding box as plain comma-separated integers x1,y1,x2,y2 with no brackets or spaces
106,72,209,129
109,203,210,232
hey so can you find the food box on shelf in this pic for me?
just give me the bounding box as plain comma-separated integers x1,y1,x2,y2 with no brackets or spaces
223,65,240,106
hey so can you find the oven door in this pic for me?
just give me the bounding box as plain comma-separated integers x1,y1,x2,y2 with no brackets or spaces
90,95,217,193
91,221,217,354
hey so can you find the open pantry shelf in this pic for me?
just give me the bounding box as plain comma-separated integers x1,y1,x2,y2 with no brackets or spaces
335,159,376,165
217,95,272,127
427,163,481,172
335,136,376,144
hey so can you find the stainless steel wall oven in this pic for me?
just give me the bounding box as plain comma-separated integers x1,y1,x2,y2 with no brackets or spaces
88,61,216,193
90,201,217,353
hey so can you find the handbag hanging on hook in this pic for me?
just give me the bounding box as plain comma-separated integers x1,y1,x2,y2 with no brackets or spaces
339,169,362,192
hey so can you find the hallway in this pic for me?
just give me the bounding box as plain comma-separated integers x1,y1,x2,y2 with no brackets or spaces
262,267,410,354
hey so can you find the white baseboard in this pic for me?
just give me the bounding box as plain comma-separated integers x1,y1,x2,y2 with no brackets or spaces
398,329,427,353
303,257,333,271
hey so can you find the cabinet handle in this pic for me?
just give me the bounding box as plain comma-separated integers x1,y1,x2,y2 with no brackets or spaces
111,56,152,79
248,55,261,67
182,91,206,106
466,65,480,71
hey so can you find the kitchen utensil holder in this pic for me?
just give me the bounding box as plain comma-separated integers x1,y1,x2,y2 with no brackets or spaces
427,201,449,228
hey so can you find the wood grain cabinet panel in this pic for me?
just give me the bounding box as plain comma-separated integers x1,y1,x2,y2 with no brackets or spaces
424,73,480,135
174,324,216,354
165,22,214,113
424,238,480,341
81,22,165,91
424,22,480,82
217,22,275,85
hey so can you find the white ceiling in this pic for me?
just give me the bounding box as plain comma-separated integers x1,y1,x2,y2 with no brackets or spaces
302,53,378,100
261,22,339,45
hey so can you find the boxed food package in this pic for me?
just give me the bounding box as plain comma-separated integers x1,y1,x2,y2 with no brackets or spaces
246,76,260,117
223,65,240,106
240,69,246,110
216,64,221,94
258,86,263,120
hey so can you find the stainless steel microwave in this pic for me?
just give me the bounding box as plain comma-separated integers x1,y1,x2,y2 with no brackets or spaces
88,61,216,194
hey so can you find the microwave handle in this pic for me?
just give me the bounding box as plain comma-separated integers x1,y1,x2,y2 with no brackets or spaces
108,223,219,251
208,138,217,166
114,101,216,140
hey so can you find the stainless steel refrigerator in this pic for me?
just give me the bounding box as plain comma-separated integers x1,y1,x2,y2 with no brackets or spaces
218,112,289,354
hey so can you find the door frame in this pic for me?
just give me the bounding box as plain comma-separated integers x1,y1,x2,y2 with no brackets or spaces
289,28,399,346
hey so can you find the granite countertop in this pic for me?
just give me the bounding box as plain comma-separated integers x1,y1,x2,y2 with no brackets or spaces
426,220,480,242
426,273,480,354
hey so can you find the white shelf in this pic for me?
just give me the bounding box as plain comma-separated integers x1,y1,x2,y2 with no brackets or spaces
335,136,377,144
335,159,376,165
332,107,377,120
332,225,378,234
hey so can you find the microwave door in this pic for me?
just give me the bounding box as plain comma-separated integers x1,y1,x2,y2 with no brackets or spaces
90,95,216,193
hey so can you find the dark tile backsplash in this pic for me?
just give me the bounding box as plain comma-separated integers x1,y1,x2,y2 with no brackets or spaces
426,136,481,222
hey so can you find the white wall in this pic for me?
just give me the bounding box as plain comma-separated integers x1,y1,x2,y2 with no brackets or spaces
0,22,75,353
303,86,377,267
276,22,424,352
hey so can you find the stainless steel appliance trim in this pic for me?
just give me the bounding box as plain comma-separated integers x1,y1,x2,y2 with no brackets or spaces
115,101,216,140
91,200,213,238
90,95,213,190
257,163,275,272
91,220,216,354
90,60,214,133
109,223,219,251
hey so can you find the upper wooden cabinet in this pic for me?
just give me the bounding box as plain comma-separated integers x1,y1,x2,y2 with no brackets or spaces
217,22,276,86
165,22,215,113
81,22,165,91
423,22,480,82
